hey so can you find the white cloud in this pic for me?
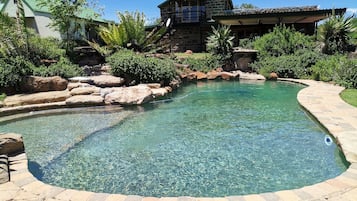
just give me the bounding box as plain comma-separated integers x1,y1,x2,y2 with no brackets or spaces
347,8,357,15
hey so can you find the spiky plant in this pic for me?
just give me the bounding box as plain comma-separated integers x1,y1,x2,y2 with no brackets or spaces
319,12,356,54
95,11,168,53
206,25,235,62
98,23,127,49
117,11,146,49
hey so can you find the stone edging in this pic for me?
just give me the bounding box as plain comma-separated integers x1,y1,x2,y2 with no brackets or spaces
1,79,357,201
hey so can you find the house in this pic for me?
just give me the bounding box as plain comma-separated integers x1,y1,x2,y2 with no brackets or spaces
0,0,106,41
158,0,346,52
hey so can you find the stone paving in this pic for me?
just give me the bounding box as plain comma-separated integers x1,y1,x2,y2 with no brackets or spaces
1,79,357,201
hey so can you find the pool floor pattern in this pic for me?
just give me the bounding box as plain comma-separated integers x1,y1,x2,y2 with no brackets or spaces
1,79,357,201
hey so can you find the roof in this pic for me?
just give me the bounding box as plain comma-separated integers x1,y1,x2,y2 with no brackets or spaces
158,0,234,8
213,6,347,26
24,0,49,13
1,0,106,23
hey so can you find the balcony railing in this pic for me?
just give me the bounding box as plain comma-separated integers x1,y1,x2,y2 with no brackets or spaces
164,10,206,24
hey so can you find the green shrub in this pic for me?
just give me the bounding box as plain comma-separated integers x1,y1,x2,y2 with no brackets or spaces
239,38,256,49
335,58,357,88
181,55,220,73
107,50,177,85
251,25,322,78
0,56,34,88
311,55,357,88
310,55,342,82
251,49,322,78
253,25,315,58
31,58,83,79
28,34,65,66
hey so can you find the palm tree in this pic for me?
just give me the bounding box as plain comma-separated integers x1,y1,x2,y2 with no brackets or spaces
319,11,356,54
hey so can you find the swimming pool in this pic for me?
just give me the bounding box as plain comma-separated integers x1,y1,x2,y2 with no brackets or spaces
0,81,349,197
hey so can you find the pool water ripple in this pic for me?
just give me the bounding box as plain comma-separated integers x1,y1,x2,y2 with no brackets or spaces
0,81,349,197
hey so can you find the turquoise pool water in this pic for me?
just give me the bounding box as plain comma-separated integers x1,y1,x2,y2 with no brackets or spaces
0,81,349,197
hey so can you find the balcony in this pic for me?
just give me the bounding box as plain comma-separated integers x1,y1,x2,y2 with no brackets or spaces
164,9,206,24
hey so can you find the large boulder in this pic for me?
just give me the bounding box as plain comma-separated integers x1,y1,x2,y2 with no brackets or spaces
207,70,221,80
221,72,239,80
236,71,266,80
144,83,161,89
66,95,104,106
90,75,125,87
70,86,100,96
151,88,169,98
169,79,181,90
3,91,71,107
0,133,24,156
67,82,91,91
194,71,207,80
269,72,278,81
20,76,68,93
105,85,153,105
68,77,94,84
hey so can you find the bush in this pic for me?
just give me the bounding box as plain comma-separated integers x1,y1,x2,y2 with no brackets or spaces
0,56,34,88
107,50,177,85
239,37,256,49
310,55,342,82
251,25,322,78
253,25,315,58
311,55,357,88
28,34,65,66
251,49,322,78
31,58,84,79
180,55,220,73
335,58,357,88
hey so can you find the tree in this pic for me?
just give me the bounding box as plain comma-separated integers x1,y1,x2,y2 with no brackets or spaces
37,0,100,52
318,12,356,54
0,0,28,58
235,3,258,9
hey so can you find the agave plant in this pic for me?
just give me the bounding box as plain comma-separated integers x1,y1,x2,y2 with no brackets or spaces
319,12,356,54
206,25,235,62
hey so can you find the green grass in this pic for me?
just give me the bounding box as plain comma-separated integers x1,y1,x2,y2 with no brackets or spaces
340,89,357,107
174,52,211,59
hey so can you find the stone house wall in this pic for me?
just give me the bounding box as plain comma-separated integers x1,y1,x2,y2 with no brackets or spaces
205,0,233,19
158,0,233,52
168,24,203,52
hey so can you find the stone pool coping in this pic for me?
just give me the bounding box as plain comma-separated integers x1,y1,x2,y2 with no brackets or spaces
1,79,357,201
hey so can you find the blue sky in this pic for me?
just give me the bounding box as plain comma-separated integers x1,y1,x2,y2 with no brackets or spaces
98,0,357,22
